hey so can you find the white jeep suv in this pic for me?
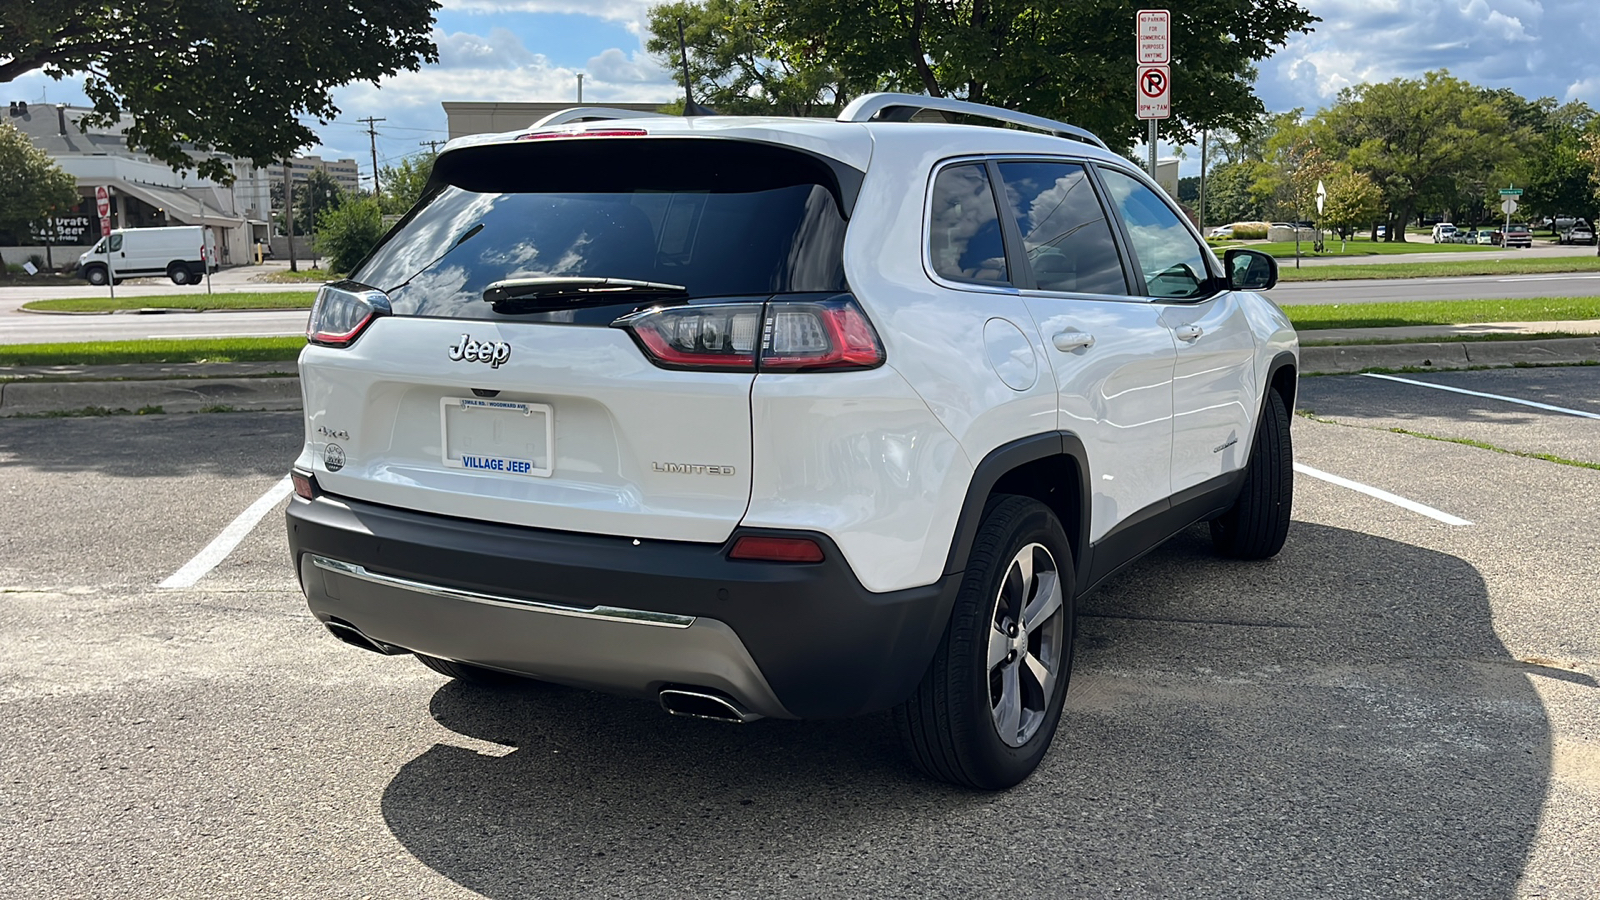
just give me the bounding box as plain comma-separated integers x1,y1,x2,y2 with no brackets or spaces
286,94,1297,790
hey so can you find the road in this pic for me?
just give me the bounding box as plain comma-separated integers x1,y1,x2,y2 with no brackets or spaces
1,368,1596,897
1273,271,1600,305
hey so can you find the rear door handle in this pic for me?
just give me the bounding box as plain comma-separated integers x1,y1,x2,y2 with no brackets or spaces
1175,324,1204,342
1052,330,1095,352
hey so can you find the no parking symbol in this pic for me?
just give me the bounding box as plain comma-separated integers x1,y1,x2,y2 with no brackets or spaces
1137,64,1170,119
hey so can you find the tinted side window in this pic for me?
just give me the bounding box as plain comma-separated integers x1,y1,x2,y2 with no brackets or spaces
996,161,1126,295
108,234,123,252
1098,168,1210,300
928,163,1009,285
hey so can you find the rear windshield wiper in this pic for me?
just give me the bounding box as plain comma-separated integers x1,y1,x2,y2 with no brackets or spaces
483,277,688,312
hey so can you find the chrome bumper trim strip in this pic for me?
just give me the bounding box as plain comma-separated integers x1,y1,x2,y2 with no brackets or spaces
310,555,695,629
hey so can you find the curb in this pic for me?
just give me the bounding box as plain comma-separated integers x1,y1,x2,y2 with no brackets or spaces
1300,336,1600,375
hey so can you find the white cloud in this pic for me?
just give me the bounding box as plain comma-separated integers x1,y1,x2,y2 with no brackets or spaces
585,48,672,85
435,26,542,69
1256,0,1600,113
441,0,656,33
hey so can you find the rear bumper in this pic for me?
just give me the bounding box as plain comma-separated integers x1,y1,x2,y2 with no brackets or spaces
286,491,960,719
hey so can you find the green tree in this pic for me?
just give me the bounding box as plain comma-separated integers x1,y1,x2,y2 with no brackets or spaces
379,152,437,216
1312,71,1519,240
1,1,439,182
646,0,1317,149
1319,163,1384,244
315,196,385,275
295,168,345,237
0,121,79,268
1204,160,1266,225
1522,102,1597,229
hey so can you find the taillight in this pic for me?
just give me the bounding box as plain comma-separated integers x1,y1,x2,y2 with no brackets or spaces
307,281,390,347
613,296,884,372
290,469,319,499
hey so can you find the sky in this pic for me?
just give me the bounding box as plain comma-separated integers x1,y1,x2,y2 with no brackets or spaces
6,0,1599,183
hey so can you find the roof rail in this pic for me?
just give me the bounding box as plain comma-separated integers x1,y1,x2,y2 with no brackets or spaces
529,107,671,129
837,92,1107,149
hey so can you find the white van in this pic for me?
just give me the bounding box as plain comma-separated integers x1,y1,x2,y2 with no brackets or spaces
76,226,217,286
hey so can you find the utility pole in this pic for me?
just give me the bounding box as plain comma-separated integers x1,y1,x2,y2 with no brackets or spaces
419,139,443,154
576,73,584,103
1199,129,1208,233
358,116,386,196
282,161,298,273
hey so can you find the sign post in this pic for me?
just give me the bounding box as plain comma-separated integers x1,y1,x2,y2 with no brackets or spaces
1136,11,1170,178
95,185,114,302
1499,186,1522,245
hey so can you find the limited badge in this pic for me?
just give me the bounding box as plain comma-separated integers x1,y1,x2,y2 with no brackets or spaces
324,442,346,472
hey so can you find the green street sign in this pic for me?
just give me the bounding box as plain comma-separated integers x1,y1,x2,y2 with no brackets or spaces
1499,188,1523,196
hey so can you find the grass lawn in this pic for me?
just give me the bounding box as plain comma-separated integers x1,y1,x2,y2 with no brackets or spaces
22,292,316,313
0,337,307,367
255,268,338,284
1218,238,1501,259
1277,255,1600,281
1282,296,1600,330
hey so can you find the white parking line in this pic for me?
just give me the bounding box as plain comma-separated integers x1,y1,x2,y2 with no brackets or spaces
1293,463,1472,526
158,477,293,589
1496,274,1600,282
1363,373,1600,420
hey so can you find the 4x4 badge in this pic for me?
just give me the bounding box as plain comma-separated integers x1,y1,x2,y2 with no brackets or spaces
448,334,512,368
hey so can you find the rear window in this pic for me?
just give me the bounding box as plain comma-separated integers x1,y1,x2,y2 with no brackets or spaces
353,139,854,321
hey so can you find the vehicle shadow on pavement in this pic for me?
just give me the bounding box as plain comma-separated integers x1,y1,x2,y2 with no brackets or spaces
0,411,301,479
380,522,1551,898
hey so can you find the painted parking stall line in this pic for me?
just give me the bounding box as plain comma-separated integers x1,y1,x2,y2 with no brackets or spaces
159,477,294,589
1293,462,1472,526
1363,373,1600,420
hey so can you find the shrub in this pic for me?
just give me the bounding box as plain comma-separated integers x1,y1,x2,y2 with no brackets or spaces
314,197,385,275
1232,223,1270,239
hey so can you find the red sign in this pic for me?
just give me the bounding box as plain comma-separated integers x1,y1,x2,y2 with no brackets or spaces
1137,10,1170,65
95,185,110,218
100,216,112,237
1137,65,1171,119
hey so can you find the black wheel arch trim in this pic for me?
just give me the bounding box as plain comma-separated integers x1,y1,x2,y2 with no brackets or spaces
942,431,1093,584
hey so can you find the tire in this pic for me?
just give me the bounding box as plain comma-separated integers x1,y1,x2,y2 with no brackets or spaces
896,495,1076,790
415,653,527,687
168,265,189,285
1210,388,1293,559
84,265,107,286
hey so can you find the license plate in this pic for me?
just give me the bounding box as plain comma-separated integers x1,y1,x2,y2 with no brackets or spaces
440,398,552,477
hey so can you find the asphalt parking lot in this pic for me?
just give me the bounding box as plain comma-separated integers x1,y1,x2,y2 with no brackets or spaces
2,368,1596,899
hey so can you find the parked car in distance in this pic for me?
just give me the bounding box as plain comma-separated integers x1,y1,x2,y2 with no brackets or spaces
1376,225,1388,239
75,225,217,286
1431,222,1458,243
1499,223,1533,248
1561,221,1596,245
1552,215,1578,234
1476,230,1495,245
1209,224,1234,239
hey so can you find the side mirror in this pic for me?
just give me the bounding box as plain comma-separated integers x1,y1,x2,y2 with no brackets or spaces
1224,248,1278,291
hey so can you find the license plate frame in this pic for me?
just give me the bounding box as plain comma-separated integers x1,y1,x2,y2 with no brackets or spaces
439,397,553,478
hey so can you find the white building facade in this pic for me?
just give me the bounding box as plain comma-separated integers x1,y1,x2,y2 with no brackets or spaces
4,101,272,268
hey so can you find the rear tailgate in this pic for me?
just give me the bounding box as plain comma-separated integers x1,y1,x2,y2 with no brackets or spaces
296,131,861,545
301,318,752,542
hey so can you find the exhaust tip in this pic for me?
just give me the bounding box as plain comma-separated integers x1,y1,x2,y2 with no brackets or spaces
325,619,407,656
659,687,762,724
